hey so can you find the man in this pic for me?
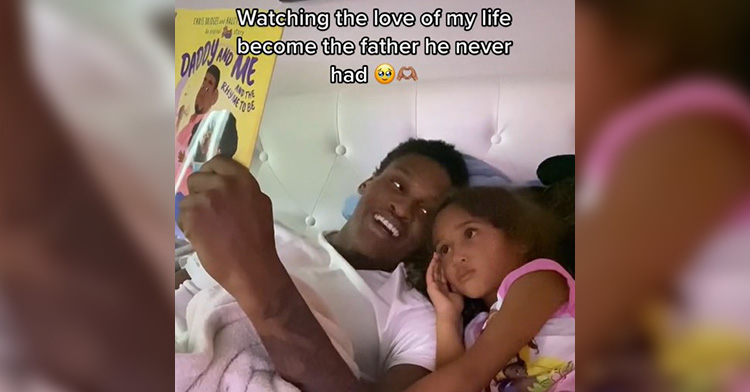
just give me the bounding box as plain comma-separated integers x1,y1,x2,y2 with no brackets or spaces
177,139,469,392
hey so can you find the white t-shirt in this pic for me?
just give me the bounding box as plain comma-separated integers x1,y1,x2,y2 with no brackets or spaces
177,224,436,382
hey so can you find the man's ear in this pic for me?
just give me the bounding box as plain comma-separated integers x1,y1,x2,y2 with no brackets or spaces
358,177,374,195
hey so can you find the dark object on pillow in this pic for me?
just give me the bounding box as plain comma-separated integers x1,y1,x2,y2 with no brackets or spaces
533,155,575,277
516,155,575,276
537,154,575,186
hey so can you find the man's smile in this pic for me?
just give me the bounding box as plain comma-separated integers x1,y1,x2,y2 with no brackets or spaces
374,213,402,238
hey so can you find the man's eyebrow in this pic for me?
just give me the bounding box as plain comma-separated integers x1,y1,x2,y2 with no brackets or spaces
392,166,413,177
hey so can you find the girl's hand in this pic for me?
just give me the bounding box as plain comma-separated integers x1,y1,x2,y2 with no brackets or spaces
426,253,464,320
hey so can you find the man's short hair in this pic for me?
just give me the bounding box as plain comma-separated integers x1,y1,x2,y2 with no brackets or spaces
206,65,221,88
375,138,469,187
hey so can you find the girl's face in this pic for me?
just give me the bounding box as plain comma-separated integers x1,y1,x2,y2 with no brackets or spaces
432,204,526,304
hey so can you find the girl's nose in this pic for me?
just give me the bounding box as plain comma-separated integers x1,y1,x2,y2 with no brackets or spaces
451,253,467,264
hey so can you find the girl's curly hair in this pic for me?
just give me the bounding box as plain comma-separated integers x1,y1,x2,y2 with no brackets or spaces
404,185,571,326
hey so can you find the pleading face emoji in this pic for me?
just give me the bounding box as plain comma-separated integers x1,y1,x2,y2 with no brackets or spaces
374,63,395,84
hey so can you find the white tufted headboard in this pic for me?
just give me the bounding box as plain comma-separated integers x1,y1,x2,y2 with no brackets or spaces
250,76,575,237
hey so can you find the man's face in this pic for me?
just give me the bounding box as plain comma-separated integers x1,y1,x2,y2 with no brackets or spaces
194,73,218,114
347,154,454,268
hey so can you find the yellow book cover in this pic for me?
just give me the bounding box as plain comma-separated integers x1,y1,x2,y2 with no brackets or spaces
175,9,282,238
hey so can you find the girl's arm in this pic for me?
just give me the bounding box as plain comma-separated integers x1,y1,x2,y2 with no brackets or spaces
405,271,569,392
577,115,750,365
435,314,464,369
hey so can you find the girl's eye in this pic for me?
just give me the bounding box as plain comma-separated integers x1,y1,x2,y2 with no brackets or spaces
419,207,428,215
464,228,477,239
392,180,402,191
438,245,450,255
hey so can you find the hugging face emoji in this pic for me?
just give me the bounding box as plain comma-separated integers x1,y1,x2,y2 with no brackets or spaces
374,64,395,84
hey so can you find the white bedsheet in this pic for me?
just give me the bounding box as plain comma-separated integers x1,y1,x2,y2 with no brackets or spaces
175,226,361,391
175,284,300,392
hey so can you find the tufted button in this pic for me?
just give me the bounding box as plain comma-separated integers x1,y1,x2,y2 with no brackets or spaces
305,216,316,226
490,134,502,145
259,152,269,162
335,145,347,156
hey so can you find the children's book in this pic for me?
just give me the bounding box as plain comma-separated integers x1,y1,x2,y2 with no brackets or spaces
175,9,282,241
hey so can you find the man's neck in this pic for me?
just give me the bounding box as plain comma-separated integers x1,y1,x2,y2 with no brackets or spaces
325,231,397,272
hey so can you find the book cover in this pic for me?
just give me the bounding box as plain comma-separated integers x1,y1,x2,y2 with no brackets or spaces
174,9,282,240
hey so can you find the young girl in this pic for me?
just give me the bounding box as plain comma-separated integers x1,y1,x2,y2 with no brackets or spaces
576,0,750,389
404,187,575,392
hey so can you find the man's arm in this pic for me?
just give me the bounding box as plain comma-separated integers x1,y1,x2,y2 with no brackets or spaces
237,268,433,391
229,252,433,392
234,256,434,392
231,257,362,391
374,365,431,392
181,157,435,392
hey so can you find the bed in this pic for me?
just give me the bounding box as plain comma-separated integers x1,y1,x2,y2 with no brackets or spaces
251,76,575,236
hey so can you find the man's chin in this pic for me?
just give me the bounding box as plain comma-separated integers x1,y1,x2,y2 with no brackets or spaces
359,241,397,259
355,240,409,269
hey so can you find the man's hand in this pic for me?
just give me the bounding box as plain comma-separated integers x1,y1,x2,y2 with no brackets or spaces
177,156,276,295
